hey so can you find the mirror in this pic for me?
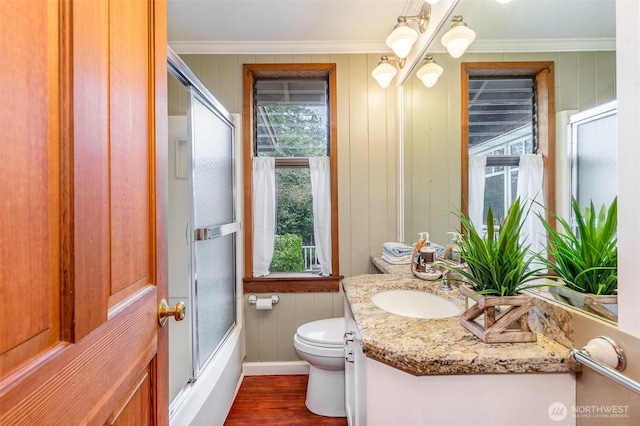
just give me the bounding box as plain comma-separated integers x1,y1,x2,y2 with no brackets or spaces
401,0,617,321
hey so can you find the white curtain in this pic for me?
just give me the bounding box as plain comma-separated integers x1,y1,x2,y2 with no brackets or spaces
516,154,545,263
252,157,276,277
309,156,332,276
468,155,487,231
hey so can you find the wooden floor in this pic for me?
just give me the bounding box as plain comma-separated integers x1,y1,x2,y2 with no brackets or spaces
224,375,348,425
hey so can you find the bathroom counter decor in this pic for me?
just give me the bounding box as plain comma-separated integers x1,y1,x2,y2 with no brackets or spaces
343,273,580,376
537,197,618,323
458,284,537,343
548,285,618,322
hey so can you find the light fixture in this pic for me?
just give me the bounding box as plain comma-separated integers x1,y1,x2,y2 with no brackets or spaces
416,55,443,88
425,0,441,4
372,56,401,88
441,15,476,59
386,4,431,59
496,0,512,3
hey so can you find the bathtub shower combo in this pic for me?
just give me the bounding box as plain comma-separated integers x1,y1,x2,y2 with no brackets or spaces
167,49,243,424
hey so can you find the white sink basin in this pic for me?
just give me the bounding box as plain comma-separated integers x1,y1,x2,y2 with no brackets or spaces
371,290,461,319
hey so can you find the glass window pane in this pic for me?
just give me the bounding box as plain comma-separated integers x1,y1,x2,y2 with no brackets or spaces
576,113,617,210
255,78,329,158
511,169,519,201
468,77,535,155
484,172,505,226
271,168,315,272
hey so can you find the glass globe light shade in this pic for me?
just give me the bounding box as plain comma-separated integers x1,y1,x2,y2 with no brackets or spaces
372,61,397,88
441,24,476,58
386,24,418,59
417,60,443,88
425,0,441,4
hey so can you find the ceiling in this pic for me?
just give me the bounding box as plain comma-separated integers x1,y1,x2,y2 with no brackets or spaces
167,0,414,53
167,0,616,54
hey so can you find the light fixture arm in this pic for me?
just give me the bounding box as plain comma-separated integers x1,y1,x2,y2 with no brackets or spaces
380,54,406,70
449,15,467,29
395,3,431,33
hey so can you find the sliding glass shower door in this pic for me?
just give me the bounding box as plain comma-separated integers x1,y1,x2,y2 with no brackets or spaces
188,89,237,376
167,52,238,413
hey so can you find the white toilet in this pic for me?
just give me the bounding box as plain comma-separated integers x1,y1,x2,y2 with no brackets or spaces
293,317,346,417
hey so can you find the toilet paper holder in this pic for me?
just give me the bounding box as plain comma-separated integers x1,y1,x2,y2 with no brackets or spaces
248,294,280,307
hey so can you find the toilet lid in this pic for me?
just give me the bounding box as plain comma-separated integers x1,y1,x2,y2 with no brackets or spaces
296,317,344,346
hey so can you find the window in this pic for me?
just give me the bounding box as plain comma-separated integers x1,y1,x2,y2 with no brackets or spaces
462,63,555,232
243,64,341,293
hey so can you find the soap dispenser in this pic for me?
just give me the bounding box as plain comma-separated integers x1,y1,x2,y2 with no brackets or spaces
419,232,437,271
414,232,428,271
445,232,462,263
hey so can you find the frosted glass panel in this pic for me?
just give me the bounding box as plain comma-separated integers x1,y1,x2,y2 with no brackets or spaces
195,233,236,370
188,90,237,375
575,112,617,210
169,53,238,412
191,91,234,226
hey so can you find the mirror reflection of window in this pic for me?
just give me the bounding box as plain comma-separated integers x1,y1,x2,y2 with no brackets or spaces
569,101,618,230
468,76,536,227
463,62,554,259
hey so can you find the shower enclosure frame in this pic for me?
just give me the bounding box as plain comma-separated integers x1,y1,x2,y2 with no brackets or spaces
167,47,239,415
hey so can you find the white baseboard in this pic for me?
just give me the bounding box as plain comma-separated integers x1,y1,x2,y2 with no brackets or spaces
242,361,310,376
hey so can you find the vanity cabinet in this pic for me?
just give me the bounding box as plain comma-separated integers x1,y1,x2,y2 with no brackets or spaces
343,273,579,426
345,301,366,426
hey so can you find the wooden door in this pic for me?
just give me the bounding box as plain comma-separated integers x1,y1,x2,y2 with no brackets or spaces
0,0,169,424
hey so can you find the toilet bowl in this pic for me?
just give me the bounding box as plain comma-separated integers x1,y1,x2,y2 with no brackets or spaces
293,317,346,417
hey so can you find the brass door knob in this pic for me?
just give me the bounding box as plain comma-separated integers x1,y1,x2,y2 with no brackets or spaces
158,299,186,327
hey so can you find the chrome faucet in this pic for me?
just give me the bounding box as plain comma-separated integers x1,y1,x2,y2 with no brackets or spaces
439,268,453,291
433,261,453,291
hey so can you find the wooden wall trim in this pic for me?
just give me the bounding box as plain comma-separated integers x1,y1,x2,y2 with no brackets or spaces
242,65,255,280
461,65,470,216
243,276,342,293
242,63,340,289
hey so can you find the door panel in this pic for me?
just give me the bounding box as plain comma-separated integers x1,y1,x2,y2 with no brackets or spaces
72,0,111,338
0,289,157,424
0,0,168,424
109,0,151,301
109,363,154,426
0,0,62,378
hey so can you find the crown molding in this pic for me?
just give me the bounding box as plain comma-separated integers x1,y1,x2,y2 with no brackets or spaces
169,40,389,55
169,37,616,56
429,38,616,54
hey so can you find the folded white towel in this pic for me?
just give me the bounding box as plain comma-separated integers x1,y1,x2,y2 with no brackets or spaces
381,253,412,264
382,242,414,257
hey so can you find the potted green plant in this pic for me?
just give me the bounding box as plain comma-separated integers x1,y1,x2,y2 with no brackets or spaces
444,198,545,343
537,197,618,321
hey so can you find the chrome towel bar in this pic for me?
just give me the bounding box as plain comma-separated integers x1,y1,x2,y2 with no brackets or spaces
570,336,640,396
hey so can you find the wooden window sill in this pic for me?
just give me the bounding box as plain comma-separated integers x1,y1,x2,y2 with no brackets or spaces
243,275,343,293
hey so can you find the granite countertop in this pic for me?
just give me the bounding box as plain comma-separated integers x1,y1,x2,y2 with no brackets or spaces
342,258,580,376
